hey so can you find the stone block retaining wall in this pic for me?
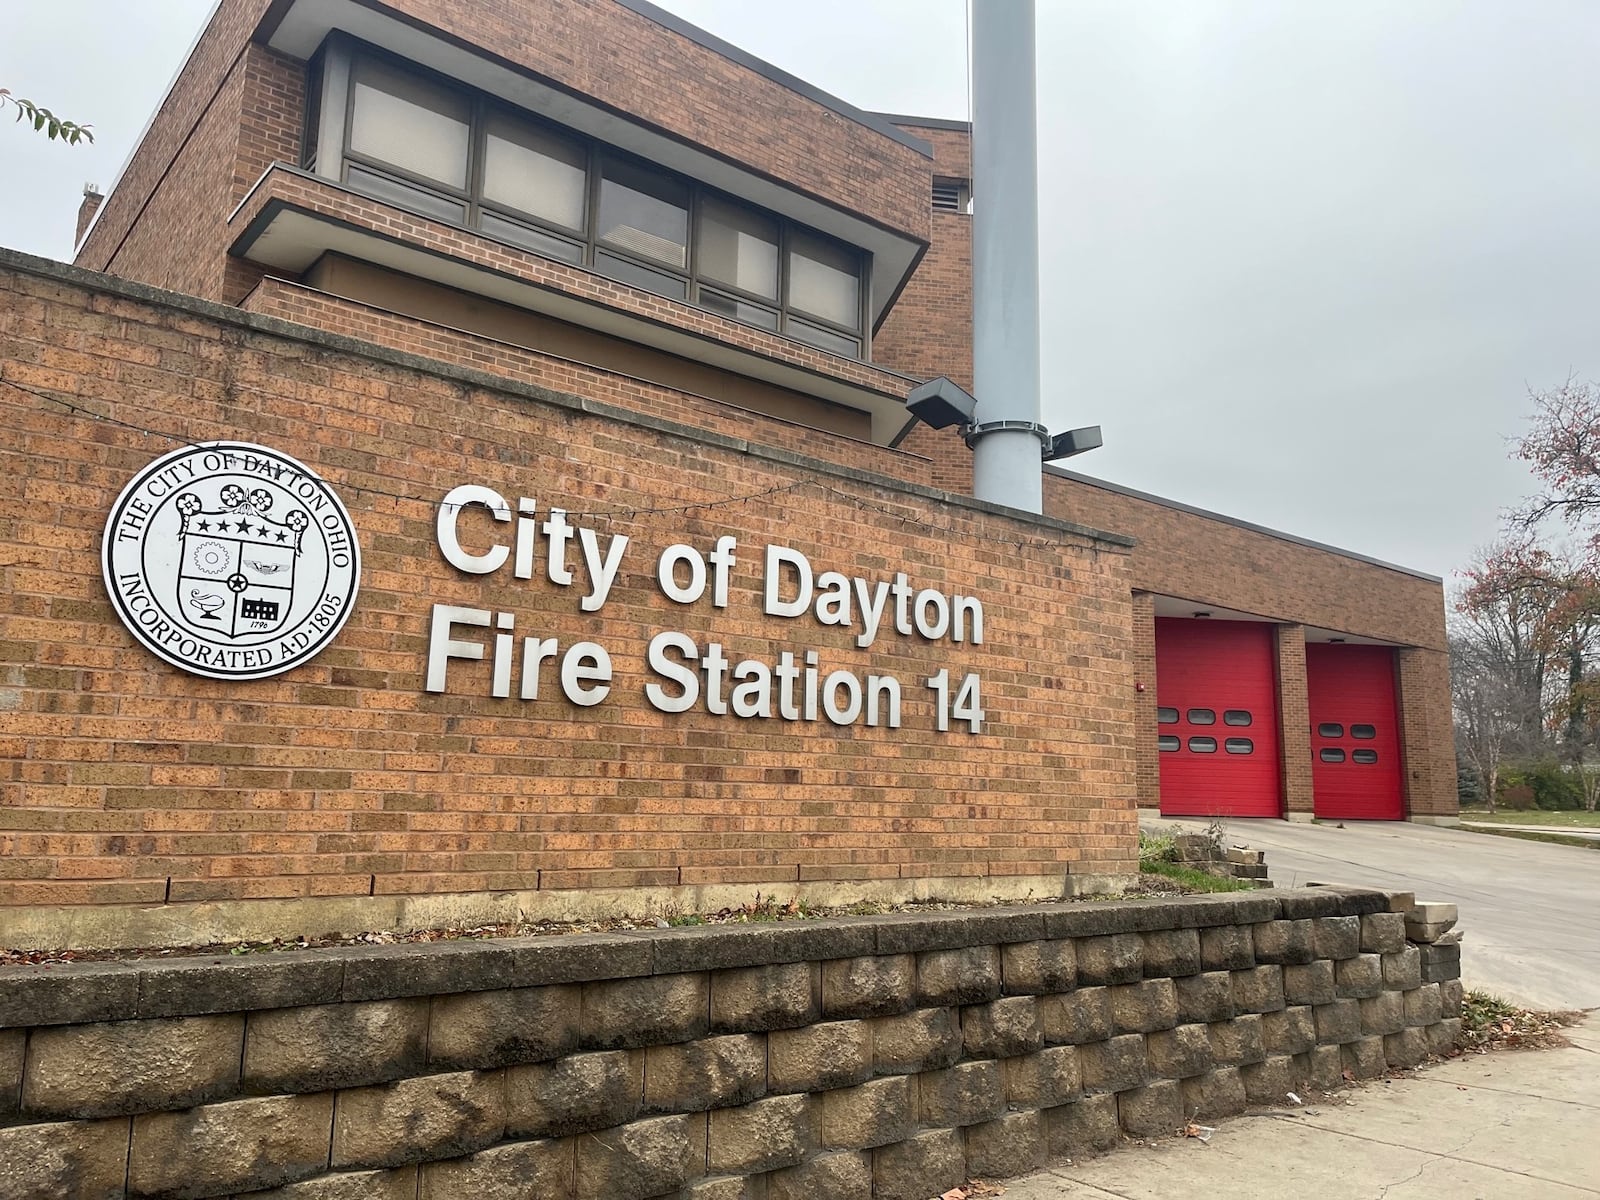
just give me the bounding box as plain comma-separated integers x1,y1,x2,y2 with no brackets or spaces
0,887,1463,1200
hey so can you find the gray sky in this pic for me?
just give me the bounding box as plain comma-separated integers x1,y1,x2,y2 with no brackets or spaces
4,1,1591,582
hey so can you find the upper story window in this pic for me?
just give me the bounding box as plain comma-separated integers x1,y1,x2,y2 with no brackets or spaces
309,39,869,358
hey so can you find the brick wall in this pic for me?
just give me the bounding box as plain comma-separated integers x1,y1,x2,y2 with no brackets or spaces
1274,626,1314,817
0,888,1465,1200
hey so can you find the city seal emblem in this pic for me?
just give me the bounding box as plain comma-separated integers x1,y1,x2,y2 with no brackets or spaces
102,442,360,680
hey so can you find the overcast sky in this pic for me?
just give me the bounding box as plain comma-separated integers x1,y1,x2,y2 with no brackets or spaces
5,1,1594,582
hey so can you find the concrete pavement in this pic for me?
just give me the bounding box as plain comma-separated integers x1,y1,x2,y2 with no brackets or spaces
999,1016,1600,1199
1460,820,1600,842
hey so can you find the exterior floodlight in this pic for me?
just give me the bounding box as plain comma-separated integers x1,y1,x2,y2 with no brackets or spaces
906,376,978,430
1044,425,1103,462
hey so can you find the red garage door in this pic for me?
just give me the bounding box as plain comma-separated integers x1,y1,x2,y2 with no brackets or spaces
1156,618,1281,817
1306,644,1405,820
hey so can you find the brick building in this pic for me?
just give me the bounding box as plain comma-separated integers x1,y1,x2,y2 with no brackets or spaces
1,0,1451,943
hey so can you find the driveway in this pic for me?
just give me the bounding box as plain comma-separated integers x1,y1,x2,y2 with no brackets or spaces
1142,813,1600,1011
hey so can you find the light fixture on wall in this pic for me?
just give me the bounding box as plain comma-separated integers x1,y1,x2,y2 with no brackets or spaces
1329,637,1346,643
1193,611,1212,619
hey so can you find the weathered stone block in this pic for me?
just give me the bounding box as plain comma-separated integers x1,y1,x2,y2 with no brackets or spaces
1040,986,1112,1045
871,1129,965,1200
1117,1079,1183,1138
1334,954,1383,999
1262,1006,1317,1057
418,1138,573,1199
1240,1055,1295,1105
1110,978,1179,1034
574,1113,704,1200
1440,978,1464,1017
964,1109,1046,1178
1002,939,1076,994
918,1059,1006,1126
872,1007,961,1074
1075,934,1143,986
581,973,708,1050
1383,946,1424,990
1252,920,1313,965
1045,1093,1121,1157
505,1049,642,1138
707,1093,815,1174
1180,1067,1248,1119
963,995,1044,1059
1315,998,1362,1044
710,961,817,1033
0,1029,21,1119
23,1013,242,1119
1360,991,1407,1038
822,1075,915,1149
1282,960,1335,1007
0,1117,130,1200
1004,1045,1081,1108
1360,912,1407,954
247,1167,418,1199
1342,1036,1387,1080
765,1150,872,1200
821,955,916,1019
645,1034,767,1112
917,945,1001,1006
1384,1026,1428,1069
1425,1018,1463,1057
1146,1023,1213,1080
769,1019,872,1093
1404,983,1443,1027
1079,1033,1148,1095
1302,1043,1345,1091
1231,965,1286,1014
332,1071,505,1169
244,999,427,1093
427,985,579,1070
1404,902,1458,943
679,1177,758,1200
1198,924,1255,972
1208,1014,1265,1066
1418,943,1459,985
129,1093,334,1199
1311,916,1361,961
1142,929,1202,978
1175,971,1235,1024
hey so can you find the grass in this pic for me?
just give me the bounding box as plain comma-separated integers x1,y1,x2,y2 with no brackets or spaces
1460,825,1600,851
1138,860,1256,892
1459,808,1600,827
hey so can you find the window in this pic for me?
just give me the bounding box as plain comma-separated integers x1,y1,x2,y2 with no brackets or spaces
1158,735,1180,752
348,57,469,190
698,196,778,301
1223,710,1252,726
1188,737,1217,753
1157,707,1179,725
1351,724,1377,739
1353,749,1379,764
598,157,689,268
1225,738,1254,755
1320,748,1347,763
1187,708,1216,725
788,230,861,330
482,113,587,232
1317,723,1344,738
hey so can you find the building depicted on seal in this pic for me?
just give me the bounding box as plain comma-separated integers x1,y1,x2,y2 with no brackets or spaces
0,0,1453,944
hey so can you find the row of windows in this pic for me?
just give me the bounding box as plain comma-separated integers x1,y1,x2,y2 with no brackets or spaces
311,43,869,357
1317,723,1377,739
1323,748,1380,764
1159,736,1255,755
1157,707,1252,727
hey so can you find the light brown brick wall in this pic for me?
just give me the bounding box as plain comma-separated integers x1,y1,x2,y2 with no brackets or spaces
1397,648,1456,818
1130,592,1158,806
0,255,1135,907
1274,626,1314,816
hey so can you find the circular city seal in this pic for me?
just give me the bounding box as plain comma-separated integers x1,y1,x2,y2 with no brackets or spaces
102,442,360,680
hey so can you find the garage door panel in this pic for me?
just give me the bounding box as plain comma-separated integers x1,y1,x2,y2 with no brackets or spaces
1306,644,1404,820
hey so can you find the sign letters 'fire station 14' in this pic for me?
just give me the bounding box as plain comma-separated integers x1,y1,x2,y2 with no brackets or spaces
426,484,988,732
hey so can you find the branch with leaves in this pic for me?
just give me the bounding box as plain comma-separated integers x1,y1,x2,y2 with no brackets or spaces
0,89,93,144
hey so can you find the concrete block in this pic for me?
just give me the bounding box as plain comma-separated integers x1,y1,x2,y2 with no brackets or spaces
427,984,579,1070
1142,929,1202,978
23,1013,242,1119
820,955,916,1019
1208,1014,1265,1067
1334,954,1384,999
1180,1066,1248,1120
1385,946,1425,990
917,1059,1006,1127
339,941,512,1001
581,972,709,1050
1045,1093,1122,1157
418,1138,573,1199
871,1129,966,1200
1117,1079,1184,1137
710,961,817,1033
1004,1044,1082,1108
1002,938,1076,994
769,1019,872,1093
0,1030,20,1119
963,995,1044,1059
872,1007,962,1074
1175,971,1236,1024
0,1117,131,1200
1404,984,1443,1027
1381,891,1416,913
574,1113,704,1200
1110,978,1179,1034
1040,986,1112,1045
1314,998,1363,1044
129,1093,334,1198
0,962,139,1029
332,1071,505,1169
244,999,428,1093
964,1109,1047,1178
1252,919,1313,965
645,1034,767,1112
1384,1026,1429,1069
1342,1036,1387,1080
1418,943,1460,985
1311,916,1361,961
679,1177,760,1200
248,1167,418,1199
1405,902,1458,943
133,952,344,1020
1360,912,1408,954
765,1150,872,1200
1078,1033,1148,1095
916,945,1001,1006
1361,991,1407,1038
1282,960,1336,1007
1199,925,1256,972
1241,1054,1296,1105
1262,1006,1318,1056
707,1093,815,1174
1075,934,1144,986
1146,1023,1213,1080
1440,978,1464,1017
1231,965,1286,1014
505,1049,642,1138
822,1075,915,1149
1425,1018,1463,1057
1303,1043,1345,1091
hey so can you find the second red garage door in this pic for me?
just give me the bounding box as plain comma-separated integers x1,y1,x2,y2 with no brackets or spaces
1306,643,1405,820
1156,618,1282,817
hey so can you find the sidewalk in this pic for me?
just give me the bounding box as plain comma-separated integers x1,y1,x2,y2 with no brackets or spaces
1000,1015,1598,1198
